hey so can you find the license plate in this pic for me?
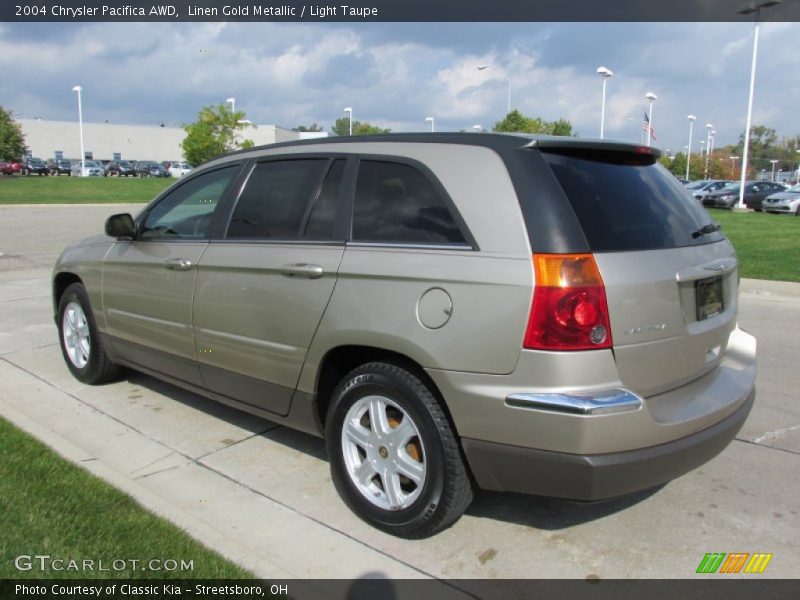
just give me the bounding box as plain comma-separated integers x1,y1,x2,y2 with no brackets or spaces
696,276,724,321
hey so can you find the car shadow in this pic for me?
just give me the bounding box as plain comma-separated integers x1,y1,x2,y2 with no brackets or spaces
121,369,663,530
466,485,664,530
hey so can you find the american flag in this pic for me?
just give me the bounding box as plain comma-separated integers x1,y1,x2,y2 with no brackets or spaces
642,112,657,141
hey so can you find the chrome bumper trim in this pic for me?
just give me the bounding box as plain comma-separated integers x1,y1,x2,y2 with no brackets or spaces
505,388,644,416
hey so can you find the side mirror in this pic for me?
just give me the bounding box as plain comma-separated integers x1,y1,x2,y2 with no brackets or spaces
105,213,136,238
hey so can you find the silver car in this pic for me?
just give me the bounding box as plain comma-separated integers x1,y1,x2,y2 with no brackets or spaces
52,134,756,538
763,183,800,215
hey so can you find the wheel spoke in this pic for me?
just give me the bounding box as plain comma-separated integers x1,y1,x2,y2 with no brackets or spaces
388,418,416,446
395,449,425,485
368,397,391,436
344,420,374,450
354,460,377,487
381,470,404,507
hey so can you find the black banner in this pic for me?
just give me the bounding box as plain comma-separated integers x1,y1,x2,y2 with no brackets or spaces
2,579,799,600
4,0,800,23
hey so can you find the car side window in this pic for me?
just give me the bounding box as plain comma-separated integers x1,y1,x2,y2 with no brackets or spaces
302,159,346,241
352,160,467,245
227,159,329,240
140,166,236,240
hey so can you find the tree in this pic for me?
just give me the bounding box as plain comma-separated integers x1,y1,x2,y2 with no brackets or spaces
293,123,324,132
331,117,390,136
492,110,575,136
0,106,27,161
181,103,255,166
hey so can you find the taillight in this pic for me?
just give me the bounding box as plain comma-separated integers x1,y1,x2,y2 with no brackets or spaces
524,253,613,351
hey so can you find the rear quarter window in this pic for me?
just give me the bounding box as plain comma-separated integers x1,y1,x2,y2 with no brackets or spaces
541,149,725,252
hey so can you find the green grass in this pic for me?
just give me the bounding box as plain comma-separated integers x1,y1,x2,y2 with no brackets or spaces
0,175,172,204
708,208,800,283
0,417,253,579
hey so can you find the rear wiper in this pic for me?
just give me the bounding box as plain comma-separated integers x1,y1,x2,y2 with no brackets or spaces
691,223,721,239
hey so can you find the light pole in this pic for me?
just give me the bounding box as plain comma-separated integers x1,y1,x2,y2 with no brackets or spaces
596,66,613,139
796,149,800,184
477,65,511,115
72,85,85,177
226,97,235,114
686,115,696,181
737,0,782,208
425,116,435,132
770,159,778,181
700,140,705,156
645,92,657,147
344,107,353,136
730,155,740,178
704,123,713,179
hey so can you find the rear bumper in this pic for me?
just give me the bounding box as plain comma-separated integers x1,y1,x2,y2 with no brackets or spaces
463,388,753,500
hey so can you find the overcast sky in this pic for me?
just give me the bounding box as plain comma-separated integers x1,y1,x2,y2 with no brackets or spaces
2,21,799,153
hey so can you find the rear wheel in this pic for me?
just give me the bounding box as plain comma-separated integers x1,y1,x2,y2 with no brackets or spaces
57,283,121,384
326,362,473,538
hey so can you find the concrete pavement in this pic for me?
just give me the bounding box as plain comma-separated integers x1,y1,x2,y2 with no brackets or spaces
0,204,797,581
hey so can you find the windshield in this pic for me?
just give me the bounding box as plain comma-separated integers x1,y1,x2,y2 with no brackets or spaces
685,181,708,190
785,184,800,193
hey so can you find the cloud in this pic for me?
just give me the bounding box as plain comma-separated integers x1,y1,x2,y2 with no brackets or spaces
1,21,799,151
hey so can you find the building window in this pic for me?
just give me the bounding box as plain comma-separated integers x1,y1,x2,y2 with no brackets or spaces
84,151,93,160
113,153,121,161
54,151,64,160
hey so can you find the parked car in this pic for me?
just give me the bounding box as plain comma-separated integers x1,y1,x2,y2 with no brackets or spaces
685,179,730,200
0,160,23,175
105,160,136,177
169,161,193,178
47,159,73,176
762,183,800,215
135,160,169,178
701,181,785,210
72,160,105,177
22,157,50,176
53,133,756,538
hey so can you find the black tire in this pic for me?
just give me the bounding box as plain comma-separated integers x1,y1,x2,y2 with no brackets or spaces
326,361,473,538
57,283,121,385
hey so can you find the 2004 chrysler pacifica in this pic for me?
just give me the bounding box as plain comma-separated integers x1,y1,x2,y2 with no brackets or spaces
53,134,756,538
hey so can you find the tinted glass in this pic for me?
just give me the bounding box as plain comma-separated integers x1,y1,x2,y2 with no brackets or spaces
227,159,328,240
141,166,236,239
541,149,725,251
352,160,466,245
302,159,345,241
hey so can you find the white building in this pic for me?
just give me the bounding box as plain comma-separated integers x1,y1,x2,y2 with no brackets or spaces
17,119,326,163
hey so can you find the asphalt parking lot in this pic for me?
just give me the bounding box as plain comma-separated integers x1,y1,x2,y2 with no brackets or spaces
0,204,798,581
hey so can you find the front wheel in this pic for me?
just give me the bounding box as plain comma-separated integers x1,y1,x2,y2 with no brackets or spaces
57,283,121,384
326,362,473,538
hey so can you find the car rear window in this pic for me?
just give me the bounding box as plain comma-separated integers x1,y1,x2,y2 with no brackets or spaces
541,148,725,251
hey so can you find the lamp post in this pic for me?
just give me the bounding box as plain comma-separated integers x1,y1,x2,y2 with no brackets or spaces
686,115,696,181
736,0,782,208
596,66,613,139
344,107,353,136
226,97,235,114
770,159,779,181
703,124,713,179
796,149,800,184
645,92,657,147
730,155,740,178
425,116,435,132
72,86,84,177
700,140,705,156
477,65,511,115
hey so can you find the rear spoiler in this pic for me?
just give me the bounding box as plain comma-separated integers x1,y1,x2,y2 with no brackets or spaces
524,137,662,159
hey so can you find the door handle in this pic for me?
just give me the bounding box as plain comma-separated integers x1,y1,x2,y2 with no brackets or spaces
280,263,324,279
164,258,193,271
